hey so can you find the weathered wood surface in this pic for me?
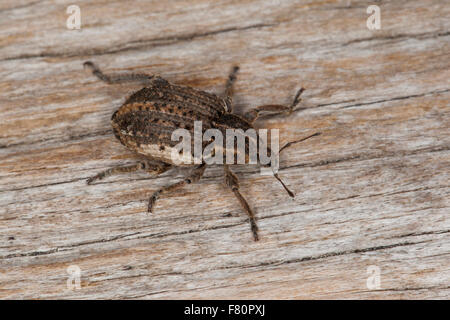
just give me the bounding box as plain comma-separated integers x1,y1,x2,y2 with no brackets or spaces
0,0,449,299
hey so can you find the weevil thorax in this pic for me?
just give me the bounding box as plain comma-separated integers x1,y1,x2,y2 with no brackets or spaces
111,77,230,165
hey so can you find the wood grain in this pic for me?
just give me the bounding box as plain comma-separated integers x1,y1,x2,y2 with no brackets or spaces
0,0,449,299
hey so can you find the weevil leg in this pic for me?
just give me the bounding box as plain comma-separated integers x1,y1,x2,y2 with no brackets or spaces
243,87,305,123
224,65,239,113
148,164,206,213
83,61,155,84
86,160,171,184
223,165,259,241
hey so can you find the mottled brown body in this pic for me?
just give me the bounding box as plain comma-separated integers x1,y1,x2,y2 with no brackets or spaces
84,61,319,241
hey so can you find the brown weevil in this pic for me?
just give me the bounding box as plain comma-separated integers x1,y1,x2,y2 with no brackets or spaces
84,61,320,241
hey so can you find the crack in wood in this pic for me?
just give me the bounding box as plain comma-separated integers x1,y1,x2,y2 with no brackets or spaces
0,23,277,62
365,285,450,293
217,240,430,270
0,129,113,150
0,0,43,13
307,88,450,111
337,89,450,110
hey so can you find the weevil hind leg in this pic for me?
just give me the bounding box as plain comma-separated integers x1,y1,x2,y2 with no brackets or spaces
148,164,206,213
86,160,171,184
223,165,259,241
223,65,239,113
243,87,305,123
83,61,155,84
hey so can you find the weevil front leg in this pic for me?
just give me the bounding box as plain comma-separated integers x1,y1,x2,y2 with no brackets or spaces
83,61,156,84
86,160,171,184
148,164,206,213
223,65,239,113
243,87,305,123
224,165,259,241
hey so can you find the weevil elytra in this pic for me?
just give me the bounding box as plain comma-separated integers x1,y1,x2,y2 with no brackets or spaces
84,61,320,241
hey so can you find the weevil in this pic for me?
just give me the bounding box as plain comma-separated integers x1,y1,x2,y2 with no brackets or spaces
84,61,320,241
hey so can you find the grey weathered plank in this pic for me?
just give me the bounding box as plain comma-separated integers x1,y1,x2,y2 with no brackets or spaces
0,0,449,299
